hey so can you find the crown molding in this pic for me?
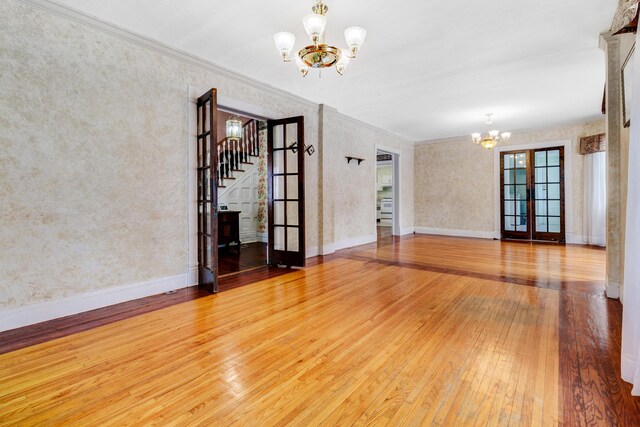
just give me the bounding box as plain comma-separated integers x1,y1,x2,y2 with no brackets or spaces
13,0,317,109
414,116,606,146
321,104,413,144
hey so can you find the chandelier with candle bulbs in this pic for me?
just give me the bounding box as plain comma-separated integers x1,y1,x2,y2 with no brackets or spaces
471,114,512,149
273,0,366,77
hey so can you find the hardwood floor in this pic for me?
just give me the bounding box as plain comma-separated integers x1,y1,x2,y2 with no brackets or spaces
1,234,638,425
219,242,267,276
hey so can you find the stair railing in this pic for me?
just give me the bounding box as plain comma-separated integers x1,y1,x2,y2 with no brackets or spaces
216,119,260,186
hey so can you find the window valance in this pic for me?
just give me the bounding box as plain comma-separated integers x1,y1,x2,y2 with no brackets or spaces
580,134,607,155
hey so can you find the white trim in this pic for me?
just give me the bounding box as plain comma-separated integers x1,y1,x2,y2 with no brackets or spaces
622,353,637,381
493,139,573,240
16,0,316,110
400,227,415,236
566,233,590,245
414,119,603,146
320,244,336,256
332,110,412,144
334,234,378,251
186,86,198,282
0,273,194,332
375,145,402,237
415,227,494,239
606,280,621,299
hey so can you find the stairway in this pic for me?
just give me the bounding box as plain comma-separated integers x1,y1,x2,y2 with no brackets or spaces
216,120,260,189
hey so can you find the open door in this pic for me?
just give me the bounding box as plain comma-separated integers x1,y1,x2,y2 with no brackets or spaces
268,116,306,267
196,89,218,292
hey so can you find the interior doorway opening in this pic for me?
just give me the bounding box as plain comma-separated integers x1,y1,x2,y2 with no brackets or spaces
215,108,269,276
193,87,308,292
376,150,394,239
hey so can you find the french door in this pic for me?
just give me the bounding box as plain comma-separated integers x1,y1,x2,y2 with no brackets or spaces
196,89,218,292
500,147,565,242
267,116,306,267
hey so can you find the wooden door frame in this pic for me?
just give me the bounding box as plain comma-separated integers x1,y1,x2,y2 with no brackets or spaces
374,146,402,237
187,86,279,286
493,139,576,242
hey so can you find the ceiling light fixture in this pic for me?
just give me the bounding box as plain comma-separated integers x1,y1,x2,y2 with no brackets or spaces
273,0,366,77
471,113,511,149
225,115,243,142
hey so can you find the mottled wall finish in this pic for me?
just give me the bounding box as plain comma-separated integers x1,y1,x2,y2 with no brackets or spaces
0,1,320,308
414,120,605,239
320,107,414,246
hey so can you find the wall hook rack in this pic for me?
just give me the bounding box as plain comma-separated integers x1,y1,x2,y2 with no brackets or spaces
289,142,315,156
346,156,365,165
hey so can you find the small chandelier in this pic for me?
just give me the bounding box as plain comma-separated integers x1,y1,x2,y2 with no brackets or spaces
273,0,366,77
471,113,511,149
225,116,243,142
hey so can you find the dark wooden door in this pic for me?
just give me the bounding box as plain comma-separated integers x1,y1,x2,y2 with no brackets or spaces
500,147,565,242
267,116,306,267
196,89,219,292
531,147,565,242
500,150,531,240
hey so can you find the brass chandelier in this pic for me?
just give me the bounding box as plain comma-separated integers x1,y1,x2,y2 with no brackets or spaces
273,0,366,77
471,114,512,150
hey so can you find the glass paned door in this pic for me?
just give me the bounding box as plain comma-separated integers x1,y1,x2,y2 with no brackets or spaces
196,89,218,293
531,147,564,241
501,151,530,239
500,147,565,242
268,116,305,267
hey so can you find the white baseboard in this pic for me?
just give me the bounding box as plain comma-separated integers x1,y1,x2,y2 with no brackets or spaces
0,272,195,332
621,353,638,393
334,234,378,251
307,235,377,257
566,233,586,245
399,227,415,236
414,227,494,239
187,266,198,286
606,280,620,299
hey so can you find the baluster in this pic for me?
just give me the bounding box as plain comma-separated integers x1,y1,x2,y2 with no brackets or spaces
229,138,235,173
253,121,257,157
233,138,238,171
242,127,247,163
221,139,226,179
255,121,258,156
254,121,258,156
217,144,222,183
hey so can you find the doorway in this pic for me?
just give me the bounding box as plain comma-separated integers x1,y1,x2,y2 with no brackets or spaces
376,150,394,239
500,146,565,242
193,88,307,291
215,109,268,276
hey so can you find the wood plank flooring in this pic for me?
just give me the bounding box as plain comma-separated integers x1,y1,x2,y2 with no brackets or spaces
1,234,639,425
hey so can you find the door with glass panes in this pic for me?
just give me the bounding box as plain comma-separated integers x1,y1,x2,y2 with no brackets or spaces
500,147,565,242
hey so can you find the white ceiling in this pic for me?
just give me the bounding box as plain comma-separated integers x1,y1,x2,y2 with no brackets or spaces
52,0,616,141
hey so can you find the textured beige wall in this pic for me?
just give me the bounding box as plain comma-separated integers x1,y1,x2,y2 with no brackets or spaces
0,0,416,311
0,1,320,308
414,120,605,239
320,107,414,246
